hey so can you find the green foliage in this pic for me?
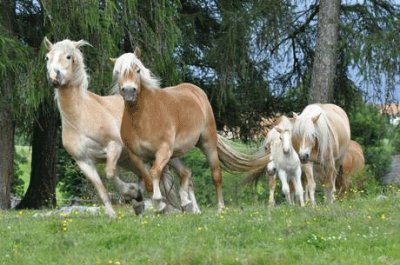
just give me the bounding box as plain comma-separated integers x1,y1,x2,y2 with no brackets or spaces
1,194,400,264
56,149,95,200
12,148,28,197
349,104,393,179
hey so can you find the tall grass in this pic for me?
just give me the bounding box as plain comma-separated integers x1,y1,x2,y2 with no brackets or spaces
1,190,399,265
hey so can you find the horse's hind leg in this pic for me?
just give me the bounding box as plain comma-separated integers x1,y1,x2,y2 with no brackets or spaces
198,134,225,212
169,158,201,213
323,167,336,204
106,141,141,201
76,160,116,218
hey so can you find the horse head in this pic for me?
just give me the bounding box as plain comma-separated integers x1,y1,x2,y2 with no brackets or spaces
292,111,321,163
43,37,90,88
111,47,160,103
275,127,292,154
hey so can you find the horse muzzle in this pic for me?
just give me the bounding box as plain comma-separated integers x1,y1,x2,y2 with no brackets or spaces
47,70,63,88
299,153,310,164
121,86,137,102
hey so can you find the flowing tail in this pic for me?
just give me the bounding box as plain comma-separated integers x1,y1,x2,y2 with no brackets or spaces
217,135,270,185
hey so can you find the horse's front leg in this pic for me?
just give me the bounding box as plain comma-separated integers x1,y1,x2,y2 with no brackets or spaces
106,141,142,201
293,167,305,207
301,162,316,205
267,161,276,206
150,145,173,213
76,160,116,218
278,170,292,205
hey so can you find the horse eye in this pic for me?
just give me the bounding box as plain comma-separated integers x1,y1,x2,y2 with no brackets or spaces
44,56,49,61
66,55,72,60
136,68,140,74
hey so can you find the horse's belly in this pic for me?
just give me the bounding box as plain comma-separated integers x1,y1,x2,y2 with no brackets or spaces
63,134,107,162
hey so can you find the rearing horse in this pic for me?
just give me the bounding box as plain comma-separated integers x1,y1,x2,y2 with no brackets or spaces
112,49,225,212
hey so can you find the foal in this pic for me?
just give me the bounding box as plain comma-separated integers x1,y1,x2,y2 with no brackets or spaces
264,116,304,206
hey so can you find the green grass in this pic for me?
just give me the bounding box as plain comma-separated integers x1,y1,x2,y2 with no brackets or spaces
1,193,400,265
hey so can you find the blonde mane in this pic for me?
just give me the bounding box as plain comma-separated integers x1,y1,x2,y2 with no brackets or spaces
293,104,337,170
111,53,161,94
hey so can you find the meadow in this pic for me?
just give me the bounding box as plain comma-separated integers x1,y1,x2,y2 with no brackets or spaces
1,191,399,265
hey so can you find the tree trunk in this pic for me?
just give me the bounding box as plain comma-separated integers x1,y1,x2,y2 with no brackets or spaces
0,0,16,210
310,0,341,103
0,82,14,210
17,101,58,209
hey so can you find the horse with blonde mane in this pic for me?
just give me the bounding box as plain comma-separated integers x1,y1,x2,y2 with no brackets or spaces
112,49,271,212
44,38,200,217
263,116,304,206
292,103,351,204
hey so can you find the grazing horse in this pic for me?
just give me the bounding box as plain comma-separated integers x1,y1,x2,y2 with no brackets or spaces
263,116,304,206
336,140,365,196
44,38,199,217
113,49,225,212
292,103,351,204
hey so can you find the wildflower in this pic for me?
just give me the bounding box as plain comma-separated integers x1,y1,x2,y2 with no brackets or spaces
381,214,386,220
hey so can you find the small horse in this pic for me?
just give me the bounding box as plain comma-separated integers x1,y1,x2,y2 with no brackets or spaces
44,38,200,217
263,116,304,206
336,140,365,196
292,103,351,204
112,49,225,212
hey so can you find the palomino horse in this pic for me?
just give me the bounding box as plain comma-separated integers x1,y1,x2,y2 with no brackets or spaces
263,116,304,206
292,103,351,204
44,38,200,217
336,140,365,196
112,49,226,212
112,49,273,212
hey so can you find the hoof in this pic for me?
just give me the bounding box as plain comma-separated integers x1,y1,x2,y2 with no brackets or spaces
153,199,167,214
132,199,145,215
182,202,193,213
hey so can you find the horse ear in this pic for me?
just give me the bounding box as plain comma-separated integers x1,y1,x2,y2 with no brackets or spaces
292,112,298,119
43,37,53,50
109,58,117,65
312,113,321,124
74,40,92,49
134,47,141,58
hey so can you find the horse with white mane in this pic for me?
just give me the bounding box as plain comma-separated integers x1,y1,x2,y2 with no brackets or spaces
44,38,200,217
292,103,351,204
263,116,304,206
112,49,272,213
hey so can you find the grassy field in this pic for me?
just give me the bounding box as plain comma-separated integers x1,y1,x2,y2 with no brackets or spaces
1,192,399,265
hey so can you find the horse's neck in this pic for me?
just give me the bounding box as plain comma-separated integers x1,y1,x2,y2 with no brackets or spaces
56,85,88,127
